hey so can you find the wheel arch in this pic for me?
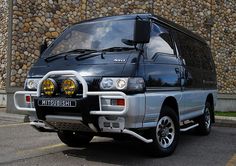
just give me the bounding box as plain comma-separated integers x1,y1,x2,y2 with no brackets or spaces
161,97,179,121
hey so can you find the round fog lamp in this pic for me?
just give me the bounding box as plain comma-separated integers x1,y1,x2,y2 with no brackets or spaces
61,78,78,96
42,79,57,96
116,79,127,89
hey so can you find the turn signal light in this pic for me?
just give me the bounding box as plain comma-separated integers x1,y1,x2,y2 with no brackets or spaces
116,99,125,106
111,99,125,106
25,95,31,103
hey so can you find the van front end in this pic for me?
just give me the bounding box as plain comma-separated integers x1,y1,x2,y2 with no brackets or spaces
14,70,153,143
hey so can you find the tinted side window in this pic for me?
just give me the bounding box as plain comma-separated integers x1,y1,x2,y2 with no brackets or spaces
174,31,204,88
201,46,213,70
146,23,174,59
176,32,201,68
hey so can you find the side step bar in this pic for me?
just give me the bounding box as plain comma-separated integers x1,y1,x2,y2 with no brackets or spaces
30,121,55,132
122,129,153,143
180,123,199,132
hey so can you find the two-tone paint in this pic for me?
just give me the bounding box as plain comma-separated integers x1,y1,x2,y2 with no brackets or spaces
14,13,217,133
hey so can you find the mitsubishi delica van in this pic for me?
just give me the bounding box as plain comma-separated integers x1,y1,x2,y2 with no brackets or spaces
14,14,217,156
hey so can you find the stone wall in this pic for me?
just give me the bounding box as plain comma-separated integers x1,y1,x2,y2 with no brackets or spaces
86,0,152,18
153,1,211,41
0,0,8,90
7,0,236,94
211,0,236,94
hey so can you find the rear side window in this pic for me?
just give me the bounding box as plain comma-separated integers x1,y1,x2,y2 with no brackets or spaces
146,23,174,59
201,47,213,70
175,32,201,68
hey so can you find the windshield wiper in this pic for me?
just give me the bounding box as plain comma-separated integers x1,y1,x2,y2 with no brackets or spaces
45,47,137,62
44,49,96,62
75,50,100,60
101,47,136,52
75,47,136,61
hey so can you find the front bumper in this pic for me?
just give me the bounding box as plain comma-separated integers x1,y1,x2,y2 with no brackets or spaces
14,70,151,143
14,91,129,115
14,90,145,129
14,70,128,115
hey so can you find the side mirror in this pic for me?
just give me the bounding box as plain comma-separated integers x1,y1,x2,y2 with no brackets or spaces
133,19,151,43
40,39,48,55
39,38,56,56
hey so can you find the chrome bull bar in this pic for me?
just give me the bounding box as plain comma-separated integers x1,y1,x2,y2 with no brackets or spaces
36,70,88,98
13,70,153,143
14,70,128,115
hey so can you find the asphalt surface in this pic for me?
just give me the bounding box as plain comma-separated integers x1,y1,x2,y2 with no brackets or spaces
0,119,235,166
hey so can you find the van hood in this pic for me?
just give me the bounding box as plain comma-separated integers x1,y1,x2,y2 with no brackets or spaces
28,51,138,78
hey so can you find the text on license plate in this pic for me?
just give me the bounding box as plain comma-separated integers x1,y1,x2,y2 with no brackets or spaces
38,98,76,107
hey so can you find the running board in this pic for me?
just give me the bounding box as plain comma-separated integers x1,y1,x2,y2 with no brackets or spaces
180,123,199,132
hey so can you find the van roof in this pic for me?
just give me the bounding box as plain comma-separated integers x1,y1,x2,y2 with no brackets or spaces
75,13,207,44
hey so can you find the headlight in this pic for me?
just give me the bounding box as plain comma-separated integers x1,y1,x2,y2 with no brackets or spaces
100,77,144,92
100,78,128,90
25,78,41,90
61,78,78,96
116,79,127,89
100,78,114,89
42,78,57,96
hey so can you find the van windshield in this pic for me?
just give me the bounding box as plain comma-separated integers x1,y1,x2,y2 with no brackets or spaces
43,19,135,58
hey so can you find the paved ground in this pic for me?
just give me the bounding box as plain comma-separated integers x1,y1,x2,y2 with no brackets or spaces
0,119,235,166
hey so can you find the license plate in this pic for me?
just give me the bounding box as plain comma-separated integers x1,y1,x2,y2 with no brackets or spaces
38,98,76,107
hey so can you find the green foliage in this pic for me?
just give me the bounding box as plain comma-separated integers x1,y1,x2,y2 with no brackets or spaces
215,111,236,117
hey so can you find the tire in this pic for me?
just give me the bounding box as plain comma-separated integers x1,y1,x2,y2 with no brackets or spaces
148,106,180,157
57,131,93,147
195,102,212,135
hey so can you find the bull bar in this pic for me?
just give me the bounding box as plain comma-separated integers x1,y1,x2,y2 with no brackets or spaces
13,70,153,143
